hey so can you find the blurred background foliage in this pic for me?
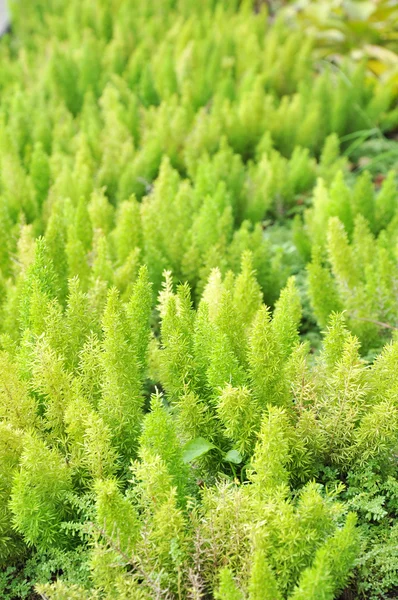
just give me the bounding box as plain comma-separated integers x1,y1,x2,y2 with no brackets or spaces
263,0,398,174
284,0,398,87
271,0,398,53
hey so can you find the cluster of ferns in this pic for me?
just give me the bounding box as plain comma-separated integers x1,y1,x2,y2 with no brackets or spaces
0,0,398,598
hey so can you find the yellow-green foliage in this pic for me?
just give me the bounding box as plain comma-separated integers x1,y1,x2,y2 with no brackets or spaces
0,0,397,599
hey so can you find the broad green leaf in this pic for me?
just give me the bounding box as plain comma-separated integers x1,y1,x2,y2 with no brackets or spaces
182,437,215,463
223,449,243,465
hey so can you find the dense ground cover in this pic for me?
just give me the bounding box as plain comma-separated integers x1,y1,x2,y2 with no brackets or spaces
0,0,398,598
